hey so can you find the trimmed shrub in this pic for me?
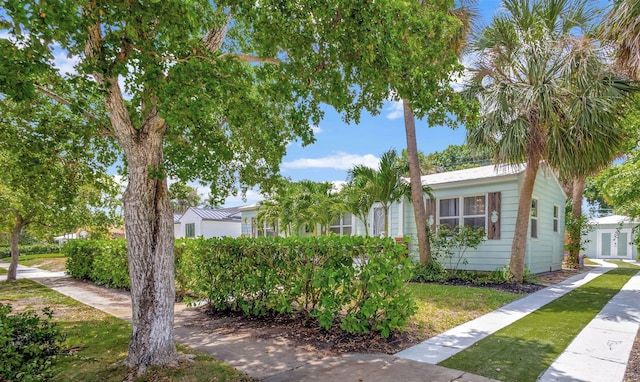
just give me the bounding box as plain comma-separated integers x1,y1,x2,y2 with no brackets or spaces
0,304,65,382
179,236,416,337
0,244,61,257
64,239,129,288
63,240,104,280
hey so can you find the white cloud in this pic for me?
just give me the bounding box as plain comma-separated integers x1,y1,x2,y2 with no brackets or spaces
385,100,404,120
450,53,477,92
52,49,79,76
311,125,322,134
282,152,379,171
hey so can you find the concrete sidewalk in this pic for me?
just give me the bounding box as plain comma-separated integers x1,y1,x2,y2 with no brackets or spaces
0,262,496,382
395,263,615,364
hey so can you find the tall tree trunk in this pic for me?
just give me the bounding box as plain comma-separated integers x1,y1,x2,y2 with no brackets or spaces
509,158,539,282
104,81,178,374
7,213,25,281
567,176,586,268
403,100,431,264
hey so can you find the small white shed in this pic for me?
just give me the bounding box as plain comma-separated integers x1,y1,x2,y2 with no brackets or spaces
584,215,638,260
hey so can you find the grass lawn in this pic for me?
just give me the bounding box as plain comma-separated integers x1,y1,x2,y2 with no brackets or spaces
0,253,67,272
0,279,253,381
406,283,523,339
0,267,6,275
439,261,640,382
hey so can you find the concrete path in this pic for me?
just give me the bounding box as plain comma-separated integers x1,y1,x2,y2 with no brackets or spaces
538,261,640,382
0,262,496,382
395,263,615,364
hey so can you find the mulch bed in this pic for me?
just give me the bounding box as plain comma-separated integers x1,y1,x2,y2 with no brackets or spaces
197,268,592,355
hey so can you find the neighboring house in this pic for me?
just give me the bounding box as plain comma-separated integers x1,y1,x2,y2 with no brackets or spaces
173,213,183,239
239,204,279,237
239,163,567,274
175,207,242,239
584,215,638,260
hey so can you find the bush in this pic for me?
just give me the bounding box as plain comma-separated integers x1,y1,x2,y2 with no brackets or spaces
64,239,129,288
0,303,65,382
410,261,448,282
179,236,416,337
0,244,61,258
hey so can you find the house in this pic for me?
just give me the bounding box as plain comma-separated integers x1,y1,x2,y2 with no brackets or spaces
398,163,567,274
239,163,567,274
173,213,183,238
583,215,638,260
174,207,242,239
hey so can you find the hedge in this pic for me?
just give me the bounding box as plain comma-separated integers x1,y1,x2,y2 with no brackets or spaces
0,244,61,257
64,236,416,337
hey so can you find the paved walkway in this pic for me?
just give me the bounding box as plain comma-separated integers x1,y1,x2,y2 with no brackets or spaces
2,260,640,381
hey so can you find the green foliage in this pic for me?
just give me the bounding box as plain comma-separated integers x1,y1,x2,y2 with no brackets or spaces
0,303,65,382
0,243,60,257
424,144,493,173
63,239,129,288
178,236,416,337
564,213,593,267
429,225,486,273
169,182,202,213
410,261,448,283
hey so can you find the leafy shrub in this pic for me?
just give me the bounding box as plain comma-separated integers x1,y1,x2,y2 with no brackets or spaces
410,261,447,282
0,244,61,258
63,240,104,280
0,303,65,382
180,236,416,337
64,239,129,288
89,240,129,289
429,225,486,274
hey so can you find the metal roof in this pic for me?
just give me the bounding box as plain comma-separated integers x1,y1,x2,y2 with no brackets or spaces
589,215,638,225
189,207,242,221
420,164,525,187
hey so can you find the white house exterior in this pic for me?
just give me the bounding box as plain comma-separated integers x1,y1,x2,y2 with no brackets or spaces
584,215,638,260
174,207,242,239
239,163,567,274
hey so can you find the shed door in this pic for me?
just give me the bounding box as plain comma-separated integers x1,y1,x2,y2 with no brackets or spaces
598,229,632,259
372,207,385,237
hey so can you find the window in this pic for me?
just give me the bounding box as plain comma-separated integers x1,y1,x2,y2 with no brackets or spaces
252,217,278,237
553,205,560,233
330,214,353,235
185,223,195,238
531,199,538,239
438,195,486,230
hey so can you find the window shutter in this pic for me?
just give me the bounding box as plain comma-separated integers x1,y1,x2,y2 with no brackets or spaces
487,192,501,240
425,198,436,232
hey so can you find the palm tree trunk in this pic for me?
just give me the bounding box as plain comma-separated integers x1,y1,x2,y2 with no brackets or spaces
567,176,586,268
403,100,431,263
509,158,539,282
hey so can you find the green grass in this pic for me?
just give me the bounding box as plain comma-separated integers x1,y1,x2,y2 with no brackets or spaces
0,253,67,272
439,261,640,382
407,283,522,339
0,267,6,275
0,279,253,381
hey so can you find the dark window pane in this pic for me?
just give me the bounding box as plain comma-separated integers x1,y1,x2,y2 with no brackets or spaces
464,196,486,215
464,217,486,228
439,218,460,230
440,199,459,217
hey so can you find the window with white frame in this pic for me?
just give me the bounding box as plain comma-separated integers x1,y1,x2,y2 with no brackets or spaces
531,199,539,239
438,195,486,230
185,223,195,238
252,217,278,237
330,213,353,235
553,205,559,233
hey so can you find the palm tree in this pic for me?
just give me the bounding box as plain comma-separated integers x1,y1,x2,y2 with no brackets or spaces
601,0,640,80
465,0,632,281
348,149,413,236
402,0,478,264
341,176,376,236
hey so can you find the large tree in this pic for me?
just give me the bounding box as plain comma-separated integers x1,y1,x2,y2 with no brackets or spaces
465,0,632,281
0,95,119,281
1,1,468,373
